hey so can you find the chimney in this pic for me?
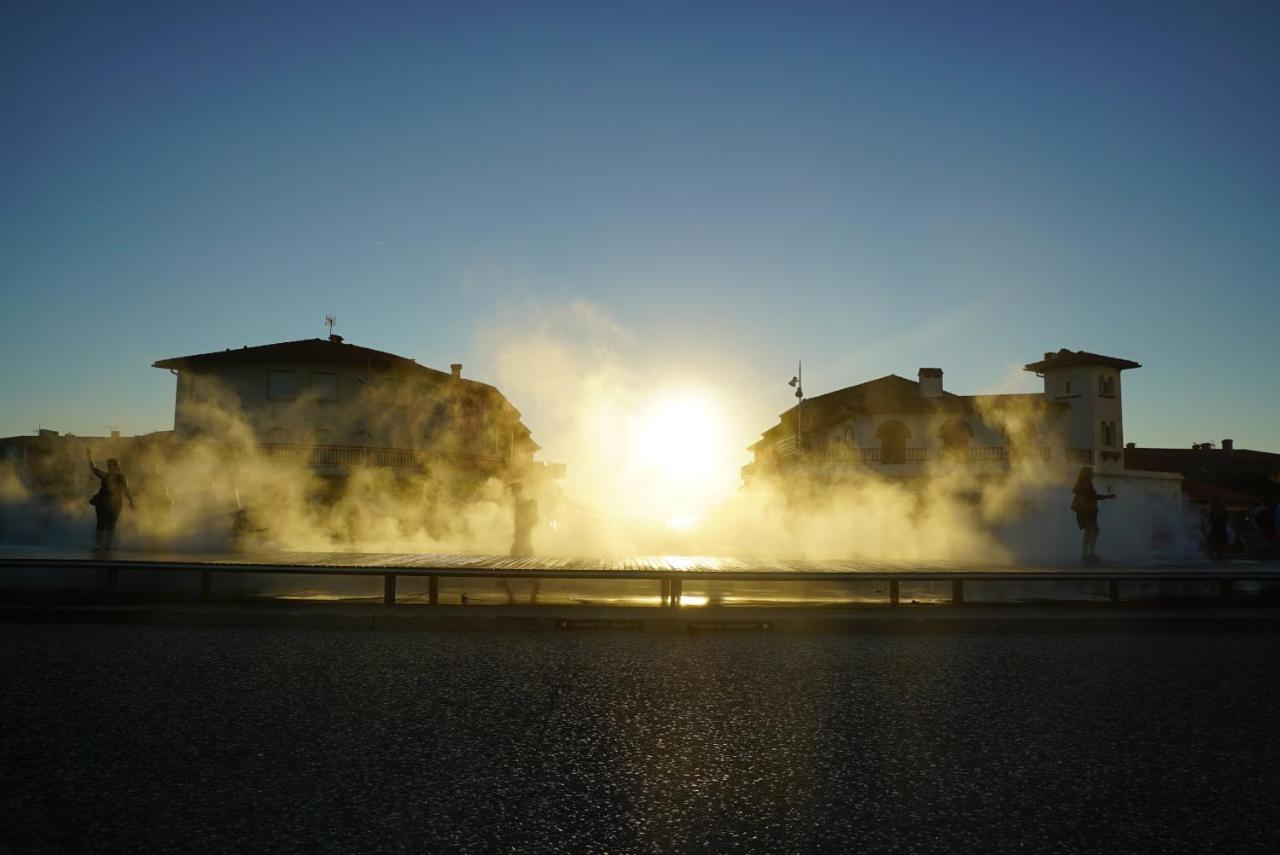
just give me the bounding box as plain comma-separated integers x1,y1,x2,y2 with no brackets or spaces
110,430,120,439
1222,438,1234,452
450,363,462,380
918,367,943,398
329,334,344,344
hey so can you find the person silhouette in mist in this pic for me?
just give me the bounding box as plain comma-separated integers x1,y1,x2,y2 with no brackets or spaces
510,481,538,558
501,482,540,604
87,448,134,550
1071,465,1115,565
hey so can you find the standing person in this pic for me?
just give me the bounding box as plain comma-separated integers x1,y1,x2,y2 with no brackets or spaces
510,482,539,558
87,449,134,550
501,482,540,604
1071,466,1115,564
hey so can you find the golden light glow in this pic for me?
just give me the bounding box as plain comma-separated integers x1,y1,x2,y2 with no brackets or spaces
609,389,738,526
629,393,720,486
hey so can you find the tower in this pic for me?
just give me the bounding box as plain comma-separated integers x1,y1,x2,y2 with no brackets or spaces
1023,349,1141,471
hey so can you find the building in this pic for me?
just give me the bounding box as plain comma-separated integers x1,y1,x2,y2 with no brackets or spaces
152,335,542,484
743,348,1175,488
1125,441,1280,510
0,429,174,505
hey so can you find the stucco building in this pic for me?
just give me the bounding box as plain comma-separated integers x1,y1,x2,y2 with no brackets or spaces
153,335,541,483
743,348,1175,490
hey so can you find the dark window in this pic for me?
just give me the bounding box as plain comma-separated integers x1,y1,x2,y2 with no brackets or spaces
312,373,338,401
1101,421,1117,447
268,371,297,400
876,420,911,464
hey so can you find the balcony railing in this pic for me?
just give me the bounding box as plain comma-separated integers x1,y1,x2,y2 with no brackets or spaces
767,441,1057,468
1065,448,1094,465
250,443,509,471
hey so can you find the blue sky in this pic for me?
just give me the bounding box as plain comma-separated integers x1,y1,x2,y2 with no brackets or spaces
3,0,1278,455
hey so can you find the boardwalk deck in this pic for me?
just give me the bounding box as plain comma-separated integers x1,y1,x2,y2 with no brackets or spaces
0,545,1270,580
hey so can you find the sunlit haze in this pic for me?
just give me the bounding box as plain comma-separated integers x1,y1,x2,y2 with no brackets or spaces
3,1,1279,544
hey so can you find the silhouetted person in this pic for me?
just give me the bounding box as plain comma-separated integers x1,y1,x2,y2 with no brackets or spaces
503,482,540,604
1071,466,1115,564
510,482,538,558
87,449,133,550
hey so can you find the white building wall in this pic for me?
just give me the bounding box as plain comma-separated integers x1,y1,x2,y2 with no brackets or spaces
1039,364,1128,471
171,360,513,457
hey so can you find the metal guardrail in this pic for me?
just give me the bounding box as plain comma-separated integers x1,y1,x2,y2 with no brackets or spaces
4,557,1280,609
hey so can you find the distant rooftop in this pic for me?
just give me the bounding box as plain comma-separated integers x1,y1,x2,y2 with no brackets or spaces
1023,349,1141,373
152,338,440,376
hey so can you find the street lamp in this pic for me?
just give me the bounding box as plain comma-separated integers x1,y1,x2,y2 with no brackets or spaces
788,361,803,455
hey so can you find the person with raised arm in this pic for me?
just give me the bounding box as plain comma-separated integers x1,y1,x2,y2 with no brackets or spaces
1071,466,1115,565
87,448,134,550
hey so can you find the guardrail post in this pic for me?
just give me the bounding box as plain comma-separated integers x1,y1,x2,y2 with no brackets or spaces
200,570,212,600
428,575,439,606
383,574,396,607
1219,579,1232,601
1109,580,1121,604
951,579,964,605
670,578,682,608
889,580,900,606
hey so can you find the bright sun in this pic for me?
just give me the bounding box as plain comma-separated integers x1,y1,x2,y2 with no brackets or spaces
624,392,727,526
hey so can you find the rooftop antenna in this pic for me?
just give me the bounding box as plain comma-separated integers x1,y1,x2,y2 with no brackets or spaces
325,314,337,336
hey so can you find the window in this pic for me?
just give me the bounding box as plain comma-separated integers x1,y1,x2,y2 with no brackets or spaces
312,428,332,445
311,373,338,401
1098,375,1115,397
1101,421,1117,447
1065,380,1073,395
268,371,297,400
876,420,911,464
265,426,287,444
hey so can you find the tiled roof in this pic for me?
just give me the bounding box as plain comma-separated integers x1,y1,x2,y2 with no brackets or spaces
152,338,527,426
1023,349,1141,373
152,338,440,375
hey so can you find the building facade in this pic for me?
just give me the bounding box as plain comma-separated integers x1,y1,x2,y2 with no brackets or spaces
153,336,541,483
743,348,1167,485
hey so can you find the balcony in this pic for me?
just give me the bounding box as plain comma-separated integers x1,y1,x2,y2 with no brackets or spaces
766,441,1056,468
252,443,509,472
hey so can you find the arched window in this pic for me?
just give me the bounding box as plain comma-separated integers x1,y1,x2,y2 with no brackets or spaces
351,430,371,447
264,427,287,445
843,425,856,447
312,428,332,446
939,419,973,461
876,420,911,464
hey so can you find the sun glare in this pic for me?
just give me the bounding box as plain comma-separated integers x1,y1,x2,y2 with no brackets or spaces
622,390,733,524
631,393,720,485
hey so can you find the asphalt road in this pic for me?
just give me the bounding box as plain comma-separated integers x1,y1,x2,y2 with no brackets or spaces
1,624,1277,854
